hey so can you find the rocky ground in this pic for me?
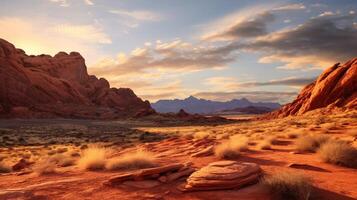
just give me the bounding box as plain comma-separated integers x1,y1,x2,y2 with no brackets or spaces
0,109,356,200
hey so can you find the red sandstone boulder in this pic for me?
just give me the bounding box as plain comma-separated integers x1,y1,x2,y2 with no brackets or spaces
0,38,152,119
265,58,357,118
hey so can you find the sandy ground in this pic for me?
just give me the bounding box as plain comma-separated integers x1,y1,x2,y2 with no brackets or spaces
0,110,356,200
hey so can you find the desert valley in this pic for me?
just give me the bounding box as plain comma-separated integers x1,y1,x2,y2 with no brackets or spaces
0,1,357,200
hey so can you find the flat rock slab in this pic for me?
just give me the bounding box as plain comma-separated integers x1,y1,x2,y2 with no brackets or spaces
183,161,261,191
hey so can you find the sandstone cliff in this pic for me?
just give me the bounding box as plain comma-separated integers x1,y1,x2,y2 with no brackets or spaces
0,38,153,119
265,58,357,118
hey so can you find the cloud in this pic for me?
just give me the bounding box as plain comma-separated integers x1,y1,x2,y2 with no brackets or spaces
238,77,316,87
51,24,111,44
84,0,94,5
200,4,281,41
0,17,110,64
203,12,275,41
240,12,357,69
49,0,94,6
194,91,298,104
49,0,69,7
109,9,162,21
90,39,236,77
272,3,306,11
204,76,315,92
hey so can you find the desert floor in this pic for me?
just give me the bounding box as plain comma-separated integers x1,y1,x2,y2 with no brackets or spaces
0,110,357,200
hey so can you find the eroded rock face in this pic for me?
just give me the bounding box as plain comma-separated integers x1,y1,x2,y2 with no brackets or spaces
183,161,261,191
266,58,357,118
0,38,152,119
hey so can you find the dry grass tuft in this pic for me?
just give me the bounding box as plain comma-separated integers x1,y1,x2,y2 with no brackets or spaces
77,147,107,171
287,133,299,139
318,140,357,168
258,140,272,150
0,161,12,173
106,151,157,171
194,131,210,140
295,135,330,152
34,160,57,175
261,171,312,200
214,135,249,159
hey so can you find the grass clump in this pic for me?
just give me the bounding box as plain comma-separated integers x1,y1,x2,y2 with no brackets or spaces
262,171,312,200
258,140,272,150
0,161,12,173
193,131,210,140
34,160,57,175
214,135,249,159
318,140,357,168
295,135,330,152
77,147,107,171
106,151,157,171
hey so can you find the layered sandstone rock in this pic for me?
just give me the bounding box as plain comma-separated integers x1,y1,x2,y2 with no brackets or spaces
0,38,152,119
183,161,261,191
266,58,357,118
104,163,195,188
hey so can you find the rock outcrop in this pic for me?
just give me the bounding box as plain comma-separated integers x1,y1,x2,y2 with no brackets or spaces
266,58,357,118
183,161,261,191
0,38,152,119
104,163,195,188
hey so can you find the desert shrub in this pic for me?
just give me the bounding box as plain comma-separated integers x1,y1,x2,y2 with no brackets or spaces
56,147,68,154
287,133,299,139
77,147,107,171
34,160,57,175
0,161,12,173
258,140,272,150
295,135,330,152
194,131,210,140
261,171,312,200
47,150,57,156
318,140,357,168
214,135,249,159
106,151,157,170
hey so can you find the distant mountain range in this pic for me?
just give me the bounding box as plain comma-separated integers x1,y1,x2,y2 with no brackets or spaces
151,96,281,114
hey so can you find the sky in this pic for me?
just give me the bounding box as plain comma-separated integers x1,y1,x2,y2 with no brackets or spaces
1,0,356,104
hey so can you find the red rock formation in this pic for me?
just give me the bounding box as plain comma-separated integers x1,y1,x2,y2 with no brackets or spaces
266,58,357,118
0,38,152,119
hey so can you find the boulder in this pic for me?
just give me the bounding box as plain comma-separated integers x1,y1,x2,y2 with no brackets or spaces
183,161,261,191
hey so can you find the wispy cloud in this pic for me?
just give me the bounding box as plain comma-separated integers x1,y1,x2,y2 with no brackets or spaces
84,0,94,6
51,24,111,44
49,0,69,7
194,91,298,104
272,3,306,11
109,9,162,21
90,39,235,77
200,4,279,41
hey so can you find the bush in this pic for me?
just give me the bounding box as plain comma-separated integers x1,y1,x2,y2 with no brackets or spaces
262,171,312,200
194,131,210,140
318,140,357,168
77,147,107,171
0,161,12,173
34,160,57,175
295,135,329,152
106,151,157,170
258,140,272,150
214,135,249,159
